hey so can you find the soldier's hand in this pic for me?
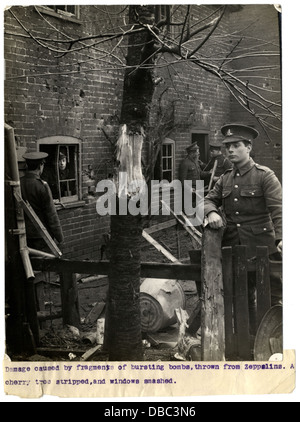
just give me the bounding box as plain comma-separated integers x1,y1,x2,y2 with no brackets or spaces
207,211,224,229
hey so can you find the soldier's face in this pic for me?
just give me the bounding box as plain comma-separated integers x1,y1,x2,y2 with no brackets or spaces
190,148,199,159
225,141,251,165
210,148,220,157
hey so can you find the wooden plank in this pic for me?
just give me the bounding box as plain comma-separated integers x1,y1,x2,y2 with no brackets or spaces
200,227,225,361
142,231,179,263
207,159,218,191
144,219,177,234
14,191,62,257
142,230,181,263
233,245,251,360
161,200,202,247
84,301,106,325
222,246,236,359
30,257,201,281
256,246,271,328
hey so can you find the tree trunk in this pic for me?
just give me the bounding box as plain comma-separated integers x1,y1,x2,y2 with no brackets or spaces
107,211,143,360
106,5,156,361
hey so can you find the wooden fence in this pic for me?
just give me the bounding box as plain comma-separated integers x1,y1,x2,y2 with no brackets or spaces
222,245,282,360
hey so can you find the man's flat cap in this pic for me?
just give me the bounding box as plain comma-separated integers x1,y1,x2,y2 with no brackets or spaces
186,142,199,152
23,152,48,161
221,123,259,144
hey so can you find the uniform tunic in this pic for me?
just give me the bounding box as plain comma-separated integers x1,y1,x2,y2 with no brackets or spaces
204,158,282,259
179,156,210,188
20,172,64,245
203,154,233,178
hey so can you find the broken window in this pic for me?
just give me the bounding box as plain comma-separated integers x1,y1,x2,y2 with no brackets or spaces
36,5,80,21
154,138,175,183
47,5,76,16
37,136,81,205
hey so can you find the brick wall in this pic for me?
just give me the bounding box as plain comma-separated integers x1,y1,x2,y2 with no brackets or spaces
4,5,124,259
227,5,282,181
5,5,281,260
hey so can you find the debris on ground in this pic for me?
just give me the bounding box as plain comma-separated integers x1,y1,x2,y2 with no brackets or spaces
27,222,202,362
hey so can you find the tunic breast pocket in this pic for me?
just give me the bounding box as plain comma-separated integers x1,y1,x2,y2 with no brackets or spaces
240,186,264,213
222,188,233,212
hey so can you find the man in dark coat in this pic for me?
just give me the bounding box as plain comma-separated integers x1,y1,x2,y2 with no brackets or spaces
203,140,232,186
21,152,64,252
179,142,210,213
204,124,282,324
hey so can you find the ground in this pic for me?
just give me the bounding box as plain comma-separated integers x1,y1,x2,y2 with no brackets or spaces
26,221,202,362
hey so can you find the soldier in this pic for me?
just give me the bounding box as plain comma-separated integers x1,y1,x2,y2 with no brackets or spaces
179,142,210,212
204,124,282,325
21,152,64,252
203,140,232,186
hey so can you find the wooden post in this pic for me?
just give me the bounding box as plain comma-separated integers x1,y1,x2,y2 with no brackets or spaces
60,271,81,329
256,246,271,328
5,124,38,354
200,227,225,361
222,246,236,359
233,245,251,360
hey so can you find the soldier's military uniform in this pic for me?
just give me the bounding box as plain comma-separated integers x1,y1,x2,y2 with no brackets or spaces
179,143,210,212
179,159,209,188
204,157,282,260
21,152,63,251
204,124,282,313
203,140,233,179
179,142,210,187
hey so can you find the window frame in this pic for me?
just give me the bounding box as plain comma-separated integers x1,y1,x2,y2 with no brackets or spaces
35,5,81,24
156,138,175,184
37,136,83,208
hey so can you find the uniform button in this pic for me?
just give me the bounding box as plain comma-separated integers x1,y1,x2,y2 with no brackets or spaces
251,192,255,196
237,224,241,227
235,211,239,215
263,227,267,231
236,173,240,177
234,184,239,188
234,198,238,202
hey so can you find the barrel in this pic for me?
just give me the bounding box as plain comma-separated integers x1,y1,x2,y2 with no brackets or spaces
140,278,186,333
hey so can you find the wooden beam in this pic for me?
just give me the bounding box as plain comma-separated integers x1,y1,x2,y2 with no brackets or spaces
161,200,202,247
222,246,236,359
233,245,251,360
144,219,177,234
30,257,201,281
14,191,62,258
142,230,181,263
60,271,80,329
256,246,271,328
200,227,225,361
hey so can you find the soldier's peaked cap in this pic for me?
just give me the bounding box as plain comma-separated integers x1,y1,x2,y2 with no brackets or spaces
23,152,48,161
209,140,223,148
221,123,259,144
186,142,199,152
